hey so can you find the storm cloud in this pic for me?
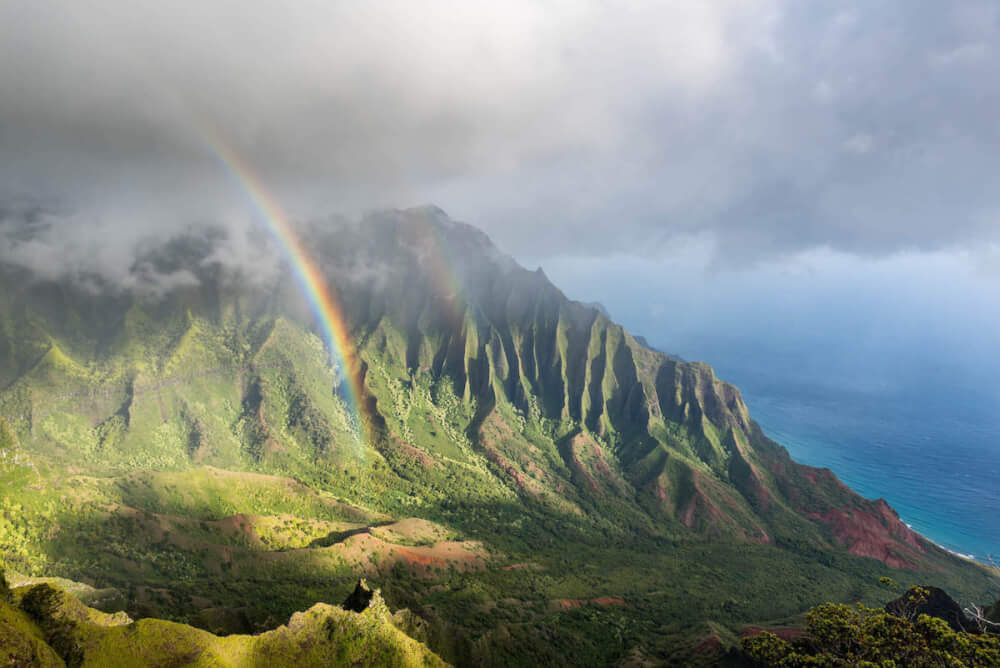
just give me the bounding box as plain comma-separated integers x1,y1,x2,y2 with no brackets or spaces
1,1,999,263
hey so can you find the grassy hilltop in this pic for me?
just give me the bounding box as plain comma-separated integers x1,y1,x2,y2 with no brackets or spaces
0,570,444,667
1,207,997,665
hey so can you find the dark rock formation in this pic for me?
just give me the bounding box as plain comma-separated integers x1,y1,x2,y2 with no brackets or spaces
886,586,976,632
342,579,377,613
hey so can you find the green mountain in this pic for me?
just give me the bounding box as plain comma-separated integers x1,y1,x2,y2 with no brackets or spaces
0,206,996,665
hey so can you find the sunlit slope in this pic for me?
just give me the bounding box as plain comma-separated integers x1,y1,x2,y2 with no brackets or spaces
1,574,445,667
1,206,996,665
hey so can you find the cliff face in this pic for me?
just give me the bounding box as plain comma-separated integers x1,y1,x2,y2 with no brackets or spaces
334,209,942,568
0,207,958,572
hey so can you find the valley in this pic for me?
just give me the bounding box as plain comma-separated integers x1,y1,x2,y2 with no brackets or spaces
1,208,997,665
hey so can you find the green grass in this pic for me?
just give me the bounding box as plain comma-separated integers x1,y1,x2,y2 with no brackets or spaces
4,577,445,667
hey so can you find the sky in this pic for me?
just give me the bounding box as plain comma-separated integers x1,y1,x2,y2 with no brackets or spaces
535,246,1000,396
0,1,998,342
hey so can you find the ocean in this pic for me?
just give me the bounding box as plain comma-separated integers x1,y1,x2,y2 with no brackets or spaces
689,345,1000,563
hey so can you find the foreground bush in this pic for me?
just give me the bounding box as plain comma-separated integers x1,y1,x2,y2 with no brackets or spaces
742,593,1000,667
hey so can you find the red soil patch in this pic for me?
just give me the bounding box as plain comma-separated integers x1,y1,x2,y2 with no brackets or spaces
479,412,542,495
809,499,931,570
679,487,703,529
478,411,569,498
591,597,628,607
557,599,585,610
584,435,614,477
567,432,630,496
680,472,726,529
483,410,516,439
485,446,532,491
692,634,722,655
392,438,439,469
655,476,669,502
394,547,452,568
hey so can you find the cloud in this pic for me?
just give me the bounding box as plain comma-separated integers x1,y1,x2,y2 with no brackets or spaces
0,1,999,264
842,134,874,155
0,204,284,296
0,204,467,298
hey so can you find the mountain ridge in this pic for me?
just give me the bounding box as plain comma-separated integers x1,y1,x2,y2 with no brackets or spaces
0,205,995,665
1,572,446,667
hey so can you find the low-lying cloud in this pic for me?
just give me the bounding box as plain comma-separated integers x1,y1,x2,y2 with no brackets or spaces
0,205,426,298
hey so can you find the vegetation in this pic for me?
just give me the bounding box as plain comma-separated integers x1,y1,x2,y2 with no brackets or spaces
742,591,1000,666
1,211,998,665
0,569,445,667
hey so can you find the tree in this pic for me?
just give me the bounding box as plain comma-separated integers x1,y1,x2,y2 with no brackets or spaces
0,568,11,603
741,600,1000,666
964,554,1000,633
20,584,84,667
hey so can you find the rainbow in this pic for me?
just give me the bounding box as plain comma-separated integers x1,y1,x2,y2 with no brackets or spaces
202,135,367,446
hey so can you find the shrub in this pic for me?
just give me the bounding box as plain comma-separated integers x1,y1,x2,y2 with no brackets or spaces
0,568,11,603
741,601,1000,667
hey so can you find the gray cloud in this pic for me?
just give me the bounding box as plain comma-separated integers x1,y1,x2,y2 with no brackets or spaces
0,204,446,298
0,205,241,296
1,1,999,263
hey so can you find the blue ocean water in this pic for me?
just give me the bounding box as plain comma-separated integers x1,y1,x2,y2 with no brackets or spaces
695,350,1000,562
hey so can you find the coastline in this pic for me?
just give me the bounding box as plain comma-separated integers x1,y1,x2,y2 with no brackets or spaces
745,400,998,566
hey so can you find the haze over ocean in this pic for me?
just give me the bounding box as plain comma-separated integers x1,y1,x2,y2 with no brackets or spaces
541,250,1000,562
